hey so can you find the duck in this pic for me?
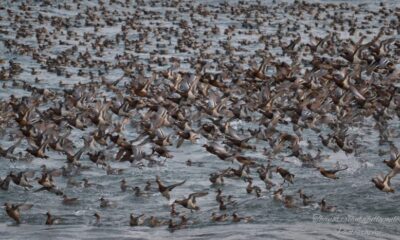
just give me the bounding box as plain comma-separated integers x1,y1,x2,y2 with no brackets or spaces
45,211,61,225
170,203,180,216
62,195,79,205
211,212,228,222
155,176,186,200
317,165,348,179
273,188,284,202
297,189,313,206
320,199,337,213
9,171,35,189
372,174,395,193
232,212,253,223
93,212,101,225
284,195,296,208
276,167,294,184
0,138,22,158
0,175,11,190
174,192,208,211
130,213,145,226
120,178,128,192
148,216,166,227
4,202,33,224
99,197,116,208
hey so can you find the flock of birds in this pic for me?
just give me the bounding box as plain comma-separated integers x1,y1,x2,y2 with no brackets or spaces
0,0,400,233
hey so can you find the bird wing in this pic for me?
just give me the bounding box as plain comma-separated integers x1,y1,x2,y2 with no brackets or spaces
23,170,35,178
189,191,208,199
6,138,22,154
17,203,33,211
384,175,391,185
0,176,10,190
49,187,64,196
390,144,399,161
330,165,349,174
167,180,186,191
376,174,384,182
213,144,228,154
176,137,184,148
116,148,129,161
49,169,63,177
74,146,87,161
349,85,366,101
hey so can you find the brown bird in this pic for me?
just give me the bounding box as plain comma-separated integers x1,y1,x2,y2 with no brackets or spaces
209,172,225,185
320,199,337,213
144,180,152,191
156,176,186,200
174,192,208,210
170,203,179,216
0,175,12,190
383,145,399,170
284,195,296,208
93,212,101,225
45,211,61,225
257,165,276,189
26,139,49,159
130,213,145,226
372,174,395,193
211,212,228,222
168,219,178,231
232,212,253,223
203,143,234,161
273,188,284,202
35,173,63,195
4,202,33,224
317,165,348,179
0,138,21,158
99,197,117,208
62,195,79,205
276,167,294,184
176,130,199,148
148,216,166,227
120,178,128,192
297,189,313,206
9,170,35,189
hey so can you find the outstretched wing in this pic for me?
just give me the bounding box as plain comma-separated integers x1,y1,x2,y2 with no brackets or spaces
189,191,208,199
22,170,35,178
330,165,349,174
189,191,208,203
6,138,22,154
167,180,186,191
49,169,63,177
349,85,366,101
390,144,399,161
17,203,33,211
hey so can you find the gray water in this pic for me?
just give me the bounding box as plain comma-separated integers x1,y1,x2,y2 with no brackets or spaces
0,0,400,239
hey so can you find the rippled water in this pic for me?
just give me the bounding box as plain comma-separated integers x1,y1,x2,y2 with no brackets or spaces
1,0,400,239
